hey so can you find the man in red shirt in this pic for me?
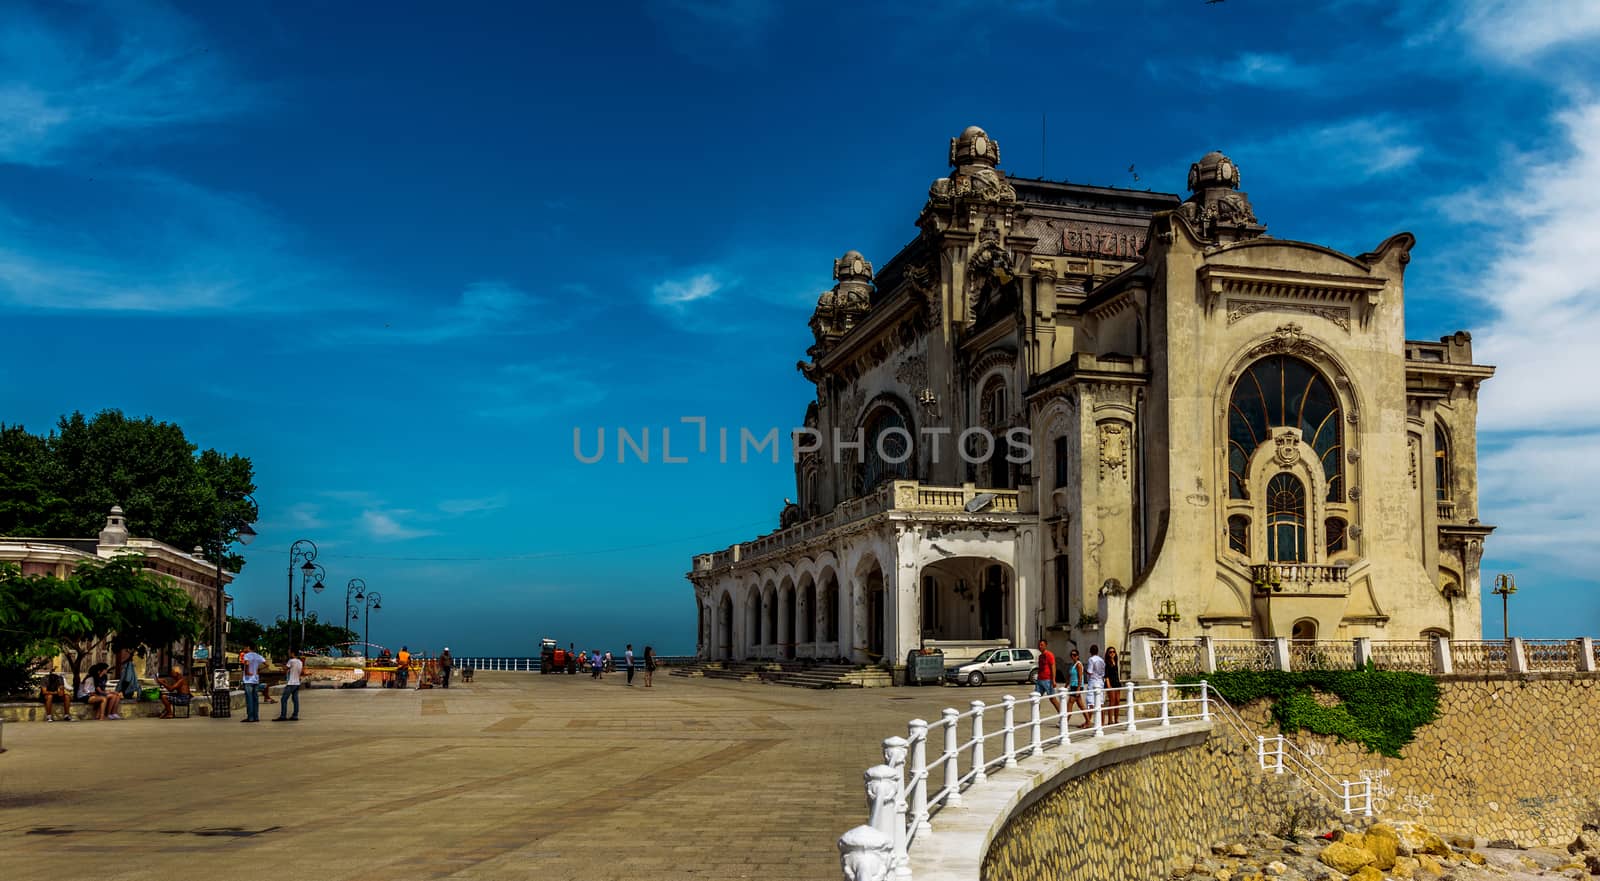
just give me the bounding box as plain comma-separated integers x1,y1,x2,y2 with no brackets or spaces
1035,639,1062,713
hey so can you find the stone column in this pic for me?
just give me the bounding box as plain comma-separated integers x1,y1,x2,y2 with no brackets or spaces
1272,637,1292,672
1508,637,1528,674
1129,634,1155,681
1433,637,1454,675
778,586,793,660
1200,636,1217,674
761,591,775,659
1354,637,1373,670
1579,637,1597,673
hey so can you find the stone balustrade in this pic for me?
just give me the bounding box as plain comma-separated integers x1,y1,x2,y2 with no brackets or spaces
1133,635,1600,680
694,481,1026,573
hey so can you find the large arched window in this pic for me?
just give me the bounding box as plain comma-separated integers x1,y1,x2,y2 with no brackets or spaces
978,376,1013,488
1228,356,1343,500
1266,473,1308,562
860,404,913,491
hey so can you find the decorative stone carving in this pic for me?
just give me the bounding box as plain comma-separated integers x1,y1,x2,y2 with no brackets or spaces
1174,150,1265,243
1098,422,1129,480
894,353,928,392
839,825,894,881
1245,323,1321,360
1226,300,1352,331
1273,430,1301,466
1408,436,1419,489
928,126,1017,205
840,387,867,432
810,250,876,345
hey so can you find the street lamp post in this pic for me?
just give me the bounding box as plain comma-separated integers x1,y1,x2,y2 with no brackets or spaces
1157,599,1182,639
288,540,318,647
299,563,326,650
356,591,383,660
1492,573,1517,642
344,578,366,650
211,511,257,691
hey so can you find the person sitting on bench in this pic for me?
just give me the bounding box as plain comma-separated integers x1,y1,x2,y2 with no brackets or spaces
158,666,192,718
40,670,74,722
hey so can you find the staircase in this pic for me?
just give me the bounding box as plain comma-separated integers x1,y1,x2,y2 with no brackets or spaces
669,660,895,688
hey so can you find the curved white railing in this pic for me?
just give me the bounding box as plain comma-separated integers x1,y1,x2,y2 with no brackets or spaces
837,680,1372,881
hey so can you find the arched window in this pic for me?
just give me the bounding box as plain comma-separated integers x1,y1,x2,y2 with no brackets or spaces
1228,356,1343,500
1325,517,1347,555
979,377,1013,489
1227,515,1250,555
1266,473,1307,562
1434,424,1452,502
860,404,913,491
1291,619,1318,641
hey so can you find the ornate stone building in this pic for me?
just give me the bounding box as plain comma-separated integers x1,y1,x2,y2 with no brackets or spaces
688,126,1493,671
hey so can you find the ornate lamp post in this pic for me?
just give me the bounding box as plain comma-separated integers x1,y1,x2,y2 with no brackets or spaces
1157,599,1182,639
288,540,318,644
210,498,257,691
297,563,326,650
344,578,366,650
1492,573,1517,642
355,590,383,660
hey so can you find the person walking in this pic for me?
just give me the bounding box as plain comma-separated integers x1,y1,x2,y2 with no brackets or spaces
1034,639,1061,714
274,649,303,722
396,646,411,689
1085,644,1107,727
1104,646,1123,726
1063,648,1087,727
240,643,266,722
567,643,578,675
590,649,603,679
440,647,453,688
624,644,636,686
643,646,656,688
603,650,613,673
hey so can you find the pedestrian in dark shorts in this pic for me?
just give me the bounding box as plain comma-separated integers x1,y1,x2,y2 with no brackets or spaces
624,644,636,686
643,646,656,688
1034,639,1061,714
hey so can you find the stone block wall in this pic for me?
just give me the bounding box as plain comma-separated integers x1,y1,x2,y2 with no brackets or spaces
1235,673,1600,847
983,728,1335,881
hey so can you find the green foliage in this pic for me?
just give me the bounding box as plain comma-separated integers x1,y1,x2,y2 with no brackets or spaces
234,614,357,660
0,410,257,570
0,558,203,691
1177,666,1441,758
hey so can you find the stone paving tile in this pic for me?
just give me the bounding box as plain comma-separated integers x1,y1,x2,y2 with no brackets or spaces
0,671,1033,881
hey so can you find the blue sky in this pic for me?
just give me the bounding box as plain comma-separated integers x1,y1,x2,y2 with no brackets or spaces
2,1,1598,654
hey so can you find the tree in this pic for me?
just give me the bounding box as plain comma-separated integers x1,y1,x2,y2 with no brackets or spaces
0,557,203,690
243,614,357,660
0,410,258,570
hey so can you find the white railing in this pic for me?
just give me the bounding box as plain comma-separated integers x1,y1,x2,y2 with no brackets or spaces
1256,734,1373,815
836,680,1371,880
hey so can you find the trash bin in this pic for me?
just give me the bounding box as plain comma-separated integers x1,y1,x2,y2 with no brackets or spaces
905,650,946,686
210,688,231,718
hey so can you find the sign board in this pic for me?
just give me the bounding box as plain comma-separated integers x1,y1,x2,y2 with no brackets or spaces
194,645,210,660
212,670,230,691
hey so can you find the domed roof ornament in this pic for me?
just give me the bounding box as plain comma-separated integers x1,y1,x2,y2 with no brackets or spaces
950,125,1000,169
929,125,1016,207
1175,149,1264,244
809,249,876,347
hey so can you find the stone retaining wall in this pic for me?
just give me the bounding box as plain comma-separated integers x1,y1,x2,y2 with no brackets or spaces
1235,673,1600,847
983,728,1336,881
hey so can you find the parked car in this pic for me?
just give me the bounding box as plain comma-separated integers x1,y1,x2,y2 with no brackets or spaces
946,647,1037,686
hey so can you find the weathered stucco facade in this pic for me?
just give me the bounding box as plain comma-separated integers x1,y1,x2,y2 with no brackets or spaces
689,126,1494,670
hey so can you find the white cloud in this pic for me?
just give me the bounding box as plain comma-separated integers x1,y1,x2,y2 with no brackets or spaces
0,1,253,165
437,495,509,516
359,509,435,542
1230,116,1422,188
286,503,327,530
1216,52,1322,89
1458,0,1600,63
652,272,723,306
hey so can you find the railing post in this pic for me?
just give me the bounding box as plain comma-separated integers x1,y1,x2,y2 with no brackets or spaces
907,720,930,835
882,737,910,878
1092,692,1104,737
1200,680,1211,721
1130,634,1155,681
1160,680,1171,727
1001,695,1018,768
942,708,963,806
1200,636,1217,674
865,765,899,861
970,700,987,782
1274,737,1284,775
1579,637,1597,673
1058,690,1070,744
1257,735,1267,770
1340,780,1351,815
1364,779,1373,817
1433,636,1454,675
838,825,894,881
1124,682,1137,732
1508,637,1528,674
1354,637,1373,670
1029,693,1042,756
1272,637,1292,672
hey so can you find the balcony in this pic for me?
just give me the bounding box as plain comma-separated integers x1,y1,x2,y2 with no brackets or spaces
1437,499,1456,521
694,481,1025,573
1251,563,1350,595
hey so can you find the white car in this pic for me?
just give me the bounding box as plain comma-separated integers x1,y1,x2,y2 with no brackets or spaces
946,647,1037,686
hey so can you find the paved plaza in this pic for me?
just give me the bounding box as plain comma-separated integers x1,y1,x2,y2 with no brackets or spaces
0,671,1027,881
